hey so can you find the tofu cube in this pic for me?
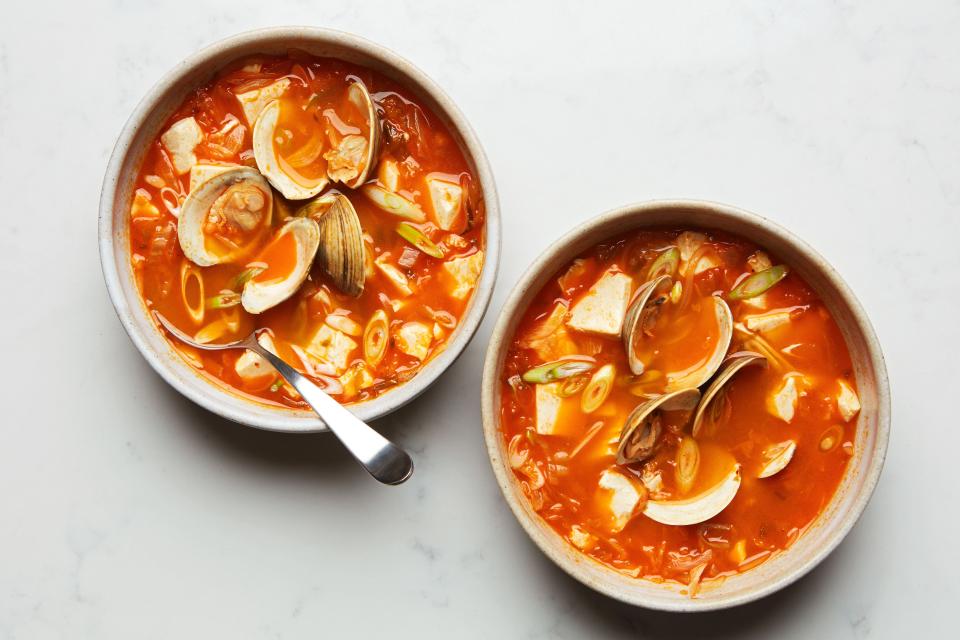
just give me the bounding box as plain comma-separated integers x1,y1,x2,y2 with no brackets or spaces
568,525,598,551
767,374,801,423
535,383,564,435
566,270,633,337
131,189,160,219
305,325,358,374
519,303,577,361
160,117,203,175
339,363,375,399
236,78,291,125
425,176,464,232
836,379,861,422
395,322,433,361
442,251,484,300
234,333,278,382
378,158,400,192
597,469,643,533
375,255,414,297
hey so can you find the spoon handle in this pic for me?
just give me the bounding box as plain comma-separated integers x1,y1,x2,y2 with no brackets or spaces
250,344,414,485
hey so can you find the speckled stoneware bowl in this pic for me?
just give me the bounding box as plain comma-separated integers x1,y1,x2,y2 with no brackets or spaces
100,27,500,432
481,200,889,611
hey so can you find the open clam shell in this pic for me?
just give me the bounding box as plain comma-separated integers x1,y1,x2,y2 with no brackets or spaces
691,351,767,438
300,192,366,297
663,295,735,392
336,79,381,189
178,166,273,266
252,100,329,200
616,387,701,465
621,275,673,375
241,217,320,314
643,464,742,526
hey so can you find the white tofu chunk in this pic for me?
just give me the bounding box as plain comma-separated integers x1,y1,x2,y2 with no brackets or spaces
425,176,464,232
836,379,861,422
767,374,801,423
518,303,577,361
189,162,239,192
676,231,706,261
339,363,375,398
234,333,278,382
305,325,358,374
160,117,203,175
395,322,433,361
441,251,484,300
535,383,564,435
744,310,791,334
566,270,633,337
598,469,642,533
378,158,400,192
236,78,291,125
568,525,598,551
375,255,414,296
131,189,160,218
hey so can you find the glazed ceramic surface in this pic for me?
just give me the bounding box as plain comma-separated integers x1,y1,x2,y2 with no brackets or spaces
481,200,890,611
99,27,500,432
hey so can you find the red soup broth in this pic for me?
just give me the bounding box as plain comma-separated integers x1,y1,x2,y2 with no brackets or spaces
129,53,486,407
499,229,859,594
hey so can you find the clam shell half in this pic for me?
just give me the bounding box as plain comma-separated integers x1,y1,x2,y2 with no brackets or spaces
621,275,673,375
241,217,320,314
338,79,381,189
178,166,273,267
616,388,701,465
663,295,734,392
252,100,329,200
300,192,366,297
690,351,767,438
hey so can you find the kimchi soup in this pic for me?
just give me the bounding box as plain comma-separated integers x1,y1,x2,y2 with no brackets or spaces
499,229,860,595
128,53,486,407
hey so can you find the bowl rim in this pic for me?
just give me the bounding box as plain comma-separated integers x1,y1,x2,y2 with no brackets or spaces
480,199,890,611
99,26,501,432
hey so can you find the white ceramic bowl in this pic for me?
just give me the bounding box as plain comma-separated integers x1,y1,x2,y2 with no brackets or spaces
481,200,889,611
100,27,500,432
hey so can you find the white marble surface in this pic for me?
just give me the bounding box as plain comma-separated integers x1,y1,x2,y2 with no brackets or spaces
0,0,956,637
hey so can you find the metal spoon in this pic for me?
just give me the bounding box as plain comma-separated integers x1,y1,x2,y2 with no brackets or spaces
154,312,413,485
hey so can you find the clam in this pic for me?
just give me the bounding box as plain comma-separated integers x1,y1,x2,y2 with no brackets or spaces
621,275,673,375
300,192,366,297
252,100,329,200
691,351,767,438
616,388,701,465
758,440,796,478
327,79,381,189
251,79,381,200
643,464,742,526
240,217,320,314
663,296,734,392
178,167,273,267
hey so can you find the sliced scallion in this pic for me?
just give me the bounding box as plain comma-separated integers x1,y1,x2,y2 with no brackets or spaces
229,266,265,289
522,359,595,384
206,291,241,309
728,265,789,300
396,222,444,259
646,247,680,280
